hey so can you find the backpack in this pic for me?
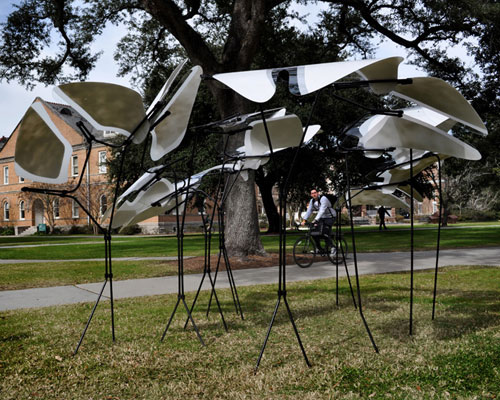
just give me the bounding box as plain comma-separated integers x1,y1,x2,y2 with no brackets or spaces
320,194,337,218
322,194,338,209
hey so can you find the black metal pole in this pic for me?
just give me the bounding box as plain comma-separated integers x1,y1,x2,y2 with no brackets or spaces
409,148,415,336
336,208,339,306
432,155,443,320
256,92,321,371
345,155,379,353
338,208,357,309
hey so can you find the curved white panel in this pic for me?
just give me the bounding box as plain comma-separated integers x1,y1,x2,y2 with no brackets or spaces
392,77,487,135
300,57,403,95
213,69,275,103
396,185,424,202
213,57,403,103
53,82,150,144
14,102,73,184
303,125,321,144
150,66,203,161
359,112,481,160
146,59,188,119
350,189,409,209
377,155,446,186
111,178,175,229
244,114,303,156
112,164,235,228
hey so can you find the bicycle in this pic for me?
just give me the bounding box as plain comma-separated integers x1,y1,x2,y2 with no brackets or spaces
293,222,348,268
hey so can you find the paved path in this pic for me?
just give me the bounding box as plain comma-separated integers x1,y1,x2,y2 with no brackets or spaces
1,247,498,311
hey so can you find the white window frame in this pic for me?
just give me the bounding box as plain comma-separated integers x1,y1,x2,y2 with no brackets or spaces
3,201,9,221
19,201,25,220
72,200,79,219
98,151,107,174
19,176,24,183
3,166,8,185
71,155,79,177
53,198,60,219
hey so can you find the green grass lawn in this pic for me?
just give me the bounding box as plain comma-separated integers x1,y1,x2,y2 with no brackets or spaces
0,260,178,291
0,266,498,399
1,225,499,260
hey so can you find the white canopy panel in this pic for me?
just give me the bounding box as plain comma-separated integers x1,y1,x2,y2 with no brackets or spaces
14,101,73,184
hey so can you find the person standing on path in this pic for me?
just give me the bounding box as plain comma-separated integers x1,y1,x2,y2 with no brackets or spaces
378,206,391,230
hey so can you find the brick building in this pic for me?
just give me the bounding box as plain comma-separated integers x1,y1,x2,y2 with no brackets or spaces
0,98,111,234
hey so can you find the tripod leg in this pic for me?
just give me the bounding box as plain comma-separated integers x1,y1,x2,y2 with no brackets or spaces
255,296,281,372
225,255,244,319
109,275,116,341
283,296,311,367
183,270,207,329
206,251,222,316
345,156,378,353
432,156,443,320
161,297,181,342
207,271,228,331
74,279,108,355
182,297,205,346
341,243,357,309
223,249,239,315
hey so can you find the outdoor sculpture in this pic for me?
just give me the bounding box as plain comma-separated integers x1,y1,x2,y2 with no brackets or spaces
12,54,487,368
345,89,485,334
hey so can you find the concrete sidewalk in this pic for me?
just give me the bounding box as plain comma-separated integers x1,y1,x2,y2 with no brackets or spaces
1,247,499,311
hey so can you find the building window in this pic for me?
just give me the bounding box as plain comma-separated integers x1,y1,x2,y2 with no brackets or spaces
71,155,78,177
3,202,9,221
53,198,60,219
19,201,25,220
3,166,8,185
19,176,24,183
99,195,107,216
72,200,79,218
98,151,107,174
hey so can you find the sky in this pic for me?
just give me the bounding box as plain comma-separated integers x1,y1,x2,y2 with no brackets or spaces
0,1,428,138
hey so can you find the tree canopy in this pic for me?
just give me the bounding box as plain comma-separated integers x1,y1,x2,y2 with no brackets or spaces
2,0,499,252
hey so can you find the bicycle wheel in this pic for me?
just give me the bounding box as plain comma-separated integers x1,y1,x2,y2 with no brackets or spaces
293,236,316,268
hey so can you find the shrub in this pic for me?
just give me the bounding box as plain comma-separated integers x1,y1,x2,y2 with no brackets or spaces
68,224,95,234
457,209,498,222
0,226,14,235
120,224,142,235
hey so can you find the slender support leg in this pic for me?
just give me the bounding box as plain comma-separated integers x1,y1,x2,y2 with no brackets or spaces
74,279,108,355
161,296,181,342
283,295,311,367
183,269,207,329
335,211,339,306
224,248,244,318
409,149,415,335
345,155,379,353
206,271,229,331
74,234,115,355
106,236,116,342
182,296,205,346
432,156,443,320
255,296,281,372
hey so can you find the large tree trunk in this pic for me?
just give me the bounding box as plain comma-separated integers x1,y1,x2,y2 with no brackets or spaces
255,169,280,233
214,89,266,256
144,0,268,256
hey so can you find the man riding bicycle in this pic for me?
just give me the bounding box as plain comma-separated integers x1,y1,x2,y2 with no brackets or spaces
301,189,336,255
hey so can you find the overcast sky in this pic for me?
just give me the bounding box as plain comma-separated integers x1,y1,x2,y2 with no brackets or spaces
0,1,426,138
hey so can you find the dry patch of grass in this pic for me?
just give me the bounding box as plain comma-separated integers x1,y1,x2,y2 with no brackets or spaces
0,266,499,399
